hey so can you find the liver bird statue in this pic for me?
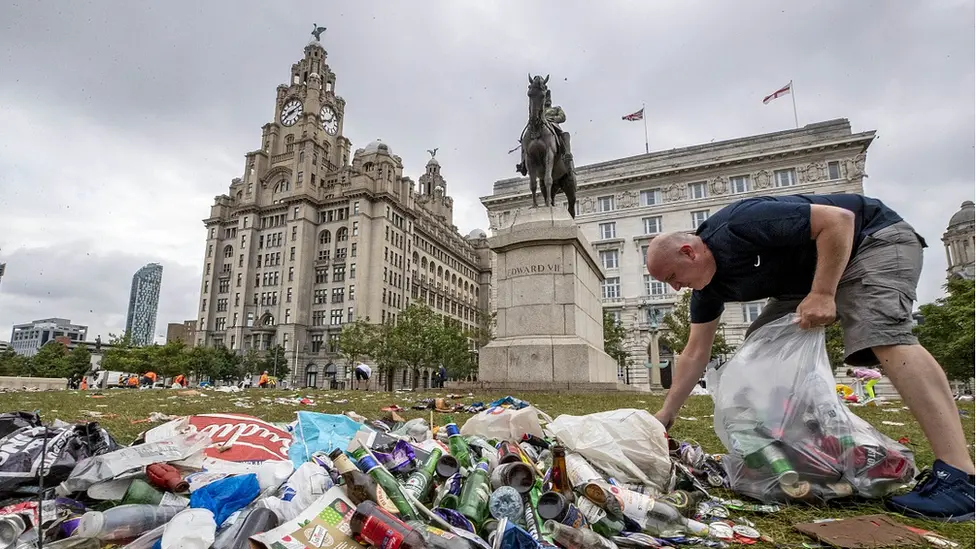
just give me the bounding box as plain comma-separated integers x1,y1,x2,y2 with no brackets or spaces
311,24,327,42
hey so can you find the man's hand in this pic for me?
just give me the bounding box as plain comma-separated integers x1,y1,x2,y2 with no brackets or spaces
795,291,836,329
655,409,675,431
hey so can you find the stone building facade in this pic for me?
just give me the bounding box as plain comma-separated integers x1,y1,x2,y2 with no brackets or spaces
197,37,491,390
942,200,975,281
482,119,874,389
125,263,164,346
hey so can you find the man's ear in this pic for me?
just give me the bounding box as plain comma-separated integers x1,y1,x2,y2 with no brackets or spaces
679,244,696,260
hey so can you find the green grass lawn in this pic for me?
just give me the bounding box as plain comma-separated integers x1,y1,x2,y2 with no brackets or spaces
1,388,972,547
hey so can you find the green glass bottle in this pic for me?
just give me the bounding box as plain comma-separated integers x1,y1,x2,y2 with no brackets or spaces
351,447,419,520
444,423,471,469
403,447,443,504
456,460,491,527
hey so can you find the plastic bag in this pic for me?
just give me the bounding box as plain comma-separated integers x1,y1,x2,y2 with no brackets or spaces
460,405,549,441
706,314,916,504
547,409,673,495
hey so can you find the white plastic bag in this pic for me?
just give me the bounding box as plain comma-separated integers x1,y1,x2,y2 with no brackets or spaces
706,314,916,503
460,405,549,441
547,409,673,495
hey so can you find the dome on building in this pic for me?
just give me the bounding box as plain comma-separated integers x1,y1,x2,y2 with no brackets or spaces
948,200,975,227
427,156,440,166
466,228,488,240
363,139,391,155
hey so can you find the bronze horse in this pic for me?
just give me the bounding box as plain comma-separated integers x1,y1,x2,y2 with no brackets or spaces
522,74,577,218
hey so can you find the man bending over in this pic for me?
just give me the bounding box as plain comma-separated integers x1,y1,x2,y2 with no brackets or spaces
645,193,974,522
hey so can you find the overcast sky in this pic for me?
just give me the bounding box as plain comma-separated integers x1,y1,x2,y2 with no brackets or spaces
0,1,973,343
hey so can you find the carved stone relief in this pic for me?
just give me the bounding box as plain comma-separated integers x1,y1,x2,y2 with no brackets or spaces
617,190,639,208
754,169,772,189
664,184,684,202
709,176,729,196
578,196,596,214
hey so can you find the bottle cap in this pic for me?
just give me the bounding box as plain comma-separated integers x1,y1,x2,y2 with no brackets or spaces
73,511,104,539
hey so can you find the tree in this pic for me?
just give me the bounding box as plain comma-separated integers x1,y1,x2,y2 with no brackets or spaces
915,277,975,381
370,320,401,391
153,341,190,379
0,347,29,376
31,341,69,378
659,291,734,360
439,321,475,380
824,321,846,369
471,308,496,349
260,345,290,380
338,318,377,368
603,311,630,367
390,304,444,389
62,345,93,380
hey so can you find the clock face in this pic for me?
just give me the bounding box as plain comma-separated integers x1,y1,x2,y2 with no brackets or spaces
320,105,339,136
280,99,303,127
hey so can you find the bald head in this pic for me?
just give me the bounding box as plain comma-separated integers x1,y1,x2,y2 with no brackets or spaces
644,232,716,291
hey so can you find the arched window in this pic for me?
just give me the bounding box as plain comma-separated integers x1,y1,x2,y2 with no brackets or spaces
319,230,332,245
421,257,428,269
364,162,374,172
437,266,443,278
223,245,233,258
336,227,349,242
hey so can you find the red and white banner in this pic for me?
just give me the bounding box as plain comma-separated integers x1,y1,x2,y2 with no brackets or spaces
762,82,792,104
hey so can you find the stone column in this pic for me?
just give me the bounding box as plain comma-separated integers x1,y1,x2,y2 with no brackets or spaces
477,207,633,391
648,329,662,389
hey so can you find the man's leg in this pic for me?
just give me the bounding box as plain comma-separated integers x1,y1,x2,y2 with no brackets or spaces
836,221,974,520
875,344,973,472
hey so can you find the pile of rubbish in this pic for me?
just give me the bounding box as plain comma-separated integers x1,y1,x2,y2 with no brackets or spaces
0,383,919,549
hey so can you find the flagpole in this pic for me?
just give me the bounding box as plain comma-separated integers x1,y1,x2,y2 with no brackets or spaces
790,80,799,129
642,101,649,154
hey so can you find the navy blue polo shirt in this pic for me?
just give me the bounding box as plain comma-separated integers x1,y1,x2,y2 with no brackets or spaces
689,194,903,324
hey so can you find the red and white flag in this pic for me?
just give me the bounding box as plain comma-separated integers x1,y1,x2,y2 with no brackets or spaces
622,107,644,121
762,82,792,104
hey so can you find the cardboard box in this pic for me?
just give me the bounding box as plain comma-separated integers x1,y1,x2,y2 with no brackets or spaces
250,486,367,549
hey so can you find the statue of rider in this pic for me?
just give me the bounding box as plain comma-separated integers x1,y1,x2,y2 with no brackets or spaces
516,89,575,176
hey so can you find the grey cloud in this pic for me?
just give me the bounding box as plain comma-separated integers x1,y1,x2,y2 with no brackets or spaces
0,242,200,342
0,0,972,326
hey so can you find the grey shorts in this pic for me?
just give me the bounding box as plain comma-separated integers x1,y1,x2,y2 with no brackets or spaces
744,221,925,366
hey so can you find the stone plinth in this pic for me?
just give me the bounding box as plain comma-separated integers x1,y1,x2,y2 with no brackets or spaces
478,207,628,389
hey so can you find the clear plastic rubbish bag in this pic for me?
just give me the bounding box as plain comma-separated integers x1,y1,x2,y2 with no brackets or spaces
705,314,916,504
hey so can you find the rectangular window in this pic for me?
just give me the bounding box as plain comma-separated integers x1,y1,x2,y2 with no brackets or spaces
287,287,293,303
691,210,709,228
297,172,303,185
599,222,616,240
291,226,297,241
330,309,343,325
352,221,359,236
332,287,345,303
349,284,356,301
599,249,619,270
646,277,667,296
642,216,662,235
350,263,356,279
311,334,324,353
598,195,615,212
640,189,661,206
284,309,291,324
312,311,327,326
315,268,328,284
742,301,764,322
774,168,797,187
729,175,750,194
688,181,708,199
353,201,360,215
290,247,296,261
288,267,294,281
648,306,671,324
827,161,842,180
601,277,621,300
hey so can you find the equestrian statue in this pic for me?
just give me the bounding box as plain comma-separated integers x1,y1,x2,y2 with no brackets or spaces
515,74,578,218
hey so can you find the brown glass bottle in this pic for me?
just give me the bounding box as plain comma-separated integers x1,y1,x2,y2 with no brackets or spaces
329,449,401,515
550,446,574,500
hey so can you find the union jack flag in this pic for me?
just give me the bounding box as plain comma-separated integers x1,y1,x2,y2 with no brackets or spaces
622,108,644,121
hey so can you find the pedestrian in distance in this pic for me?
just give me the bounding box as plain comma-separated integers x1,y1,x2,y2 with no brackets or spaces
645,193,975,523
354,363,372,391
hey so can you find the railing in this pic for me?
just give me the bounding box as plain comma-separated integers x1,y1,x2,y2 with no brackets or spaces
272,151,295,164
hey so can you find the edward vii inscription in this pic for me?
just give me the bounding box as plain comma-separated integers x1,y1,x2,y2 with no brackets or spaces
506,263,562,278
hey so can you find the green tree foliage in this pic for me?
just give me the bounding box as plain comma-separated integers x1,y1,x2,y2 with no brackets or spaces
915,277,975,381
603,311,630,367
259,345,290,380
659,291,734,359
0,347,29,376
390,304,446,389
824,321,846,369
338,318,377,368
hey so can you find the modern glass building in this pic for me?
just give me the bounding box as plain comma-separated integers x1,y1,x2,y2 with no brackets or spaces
125,263,164,346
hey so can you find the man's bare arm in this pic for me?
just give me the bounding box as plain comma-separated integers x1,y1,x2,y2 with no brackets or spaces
657,318,720,427
808,204,855,298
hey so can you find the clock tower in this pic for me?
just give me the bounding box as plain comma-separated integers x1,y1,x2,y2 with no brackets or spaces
231,35,352,206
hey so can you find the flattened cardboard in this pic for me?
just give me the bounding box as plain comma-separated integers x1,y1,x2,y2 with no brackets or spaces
793,514,924,548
